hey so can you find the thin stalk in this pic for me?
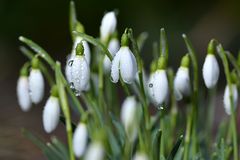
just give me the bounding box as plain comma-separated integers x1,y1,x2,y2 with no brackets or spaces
20,46,54,86
55,62,75,160
226,51,240,79
182,34,199,158
217,44,238,160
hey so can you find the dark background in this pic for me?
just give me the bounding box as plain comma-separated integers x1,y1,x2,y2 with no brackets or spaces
0,0,240,159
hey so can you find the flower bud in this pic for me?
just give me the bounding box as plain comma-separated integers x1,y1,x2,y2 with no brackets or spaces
84,142,104,160
17,76,32,111
223,84,238,115
202,54,219,89
121,96,138,142
104,38,120,72
100,11,117,42
133,152,149,160
111,46,137,84
42,96,60,133
73,123,88,158
148,69,168,106
29,68,44,104
71,55,90,94
174,67,191,101
73,37,91,65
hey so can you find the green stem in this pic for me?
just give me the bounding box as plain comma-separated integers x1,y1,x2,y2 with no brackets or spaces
217,44,238,160
182,34,199,158
55,62,75,160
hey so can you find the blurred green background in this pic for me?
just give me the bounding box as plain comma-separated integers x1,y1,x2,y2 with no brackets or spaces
0,0,240,159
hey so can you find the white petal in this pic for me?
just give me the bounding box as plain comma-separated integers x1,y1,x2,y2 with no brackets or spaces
100,11,117,41
43,96,60,133
103,39,120,73
202,54,219,89
149,70,168,105
120,96,138,141
174,67,191,100
223,84,238,115
17,76,32,112
73,123,88,158
29,69,44,104
133,152,149,160
108,39,120,56
110,52,121,83
71,56,90,92
65,54,75,83
119,47,137,84
84,142,104,160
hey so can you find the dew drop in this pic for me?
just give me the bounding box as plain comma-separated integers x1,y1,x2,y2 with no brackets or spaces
149,83,153,88
70,82,75,89
75,90,81,96
156,104,165,110
68,60,74,67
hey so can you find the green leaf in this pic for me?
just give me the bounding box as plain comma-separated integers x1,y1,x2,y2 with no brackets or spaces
167,135,183,160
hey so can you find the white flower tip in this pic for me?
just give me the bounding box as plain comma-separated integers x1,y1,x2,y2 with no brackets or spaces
100,11,117,41
29,69,45,104
73,123,88,158
17,76,32,112
43,97,60,133
202,54,219,89
84,142,104,160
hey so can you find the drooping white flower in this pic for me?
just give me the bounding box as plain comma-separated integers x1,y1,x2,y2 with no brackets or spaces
84,142,104,160
42,96,60,133
148,69,168,106
73,123,88,158
111,46,137,84
29,69,44,104
133,152,149,160
174,67,191,101
223,84,238,115
71,55,90,94
202,54,219,89
100,11,117,41
104,38,120,72
121,96,138,142
17,76,32,112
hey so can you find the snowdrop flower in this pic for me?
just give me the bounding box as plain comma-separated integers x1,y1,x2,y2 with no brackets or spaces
84,142,104,160
111,33,137,84
174,54,191,101
148,56,168,106
100,11,117,42
133,152,149,160
202,39,219,89
121,96,138,142
68,42,90,95
223,84,238,115
103,37,120,72
17,65,32,112
65,36,91,83
73,123,88,158
42,86,60,133
29,58,44,104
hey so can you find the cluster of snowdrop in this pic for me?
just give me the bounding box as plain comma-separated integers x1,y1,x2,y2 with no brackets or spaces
16,1,240,160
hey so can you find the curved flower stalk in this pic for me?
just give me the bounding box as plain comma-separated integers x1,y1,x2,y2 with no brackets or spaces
73,122,88,158
28,57,45,104
17,63,32,112
148,56,168,106
111,33,137,84
223,83,238,115
133,152,149,160
202,40,219,89
42,86,60,133
174,54,191,101
84,141,104,160
121,96,139,142
104,37,120,72
68,42,90,95
100,11,117,42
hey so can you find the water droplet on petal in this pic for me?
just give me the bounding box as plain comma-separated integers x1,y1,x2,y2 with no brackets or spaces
75,90,81,96
70,82,75,89
149,83,153,88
